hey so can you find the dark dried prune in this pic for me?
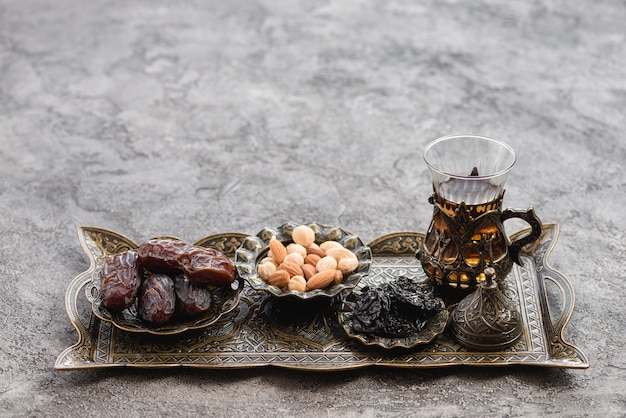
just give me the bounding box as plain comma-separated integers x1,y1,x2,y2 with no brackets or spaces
100,251,142,312
174,274,212,317
351,276,440,337
138,273,176,324
137,239,190,274
178,247,236,287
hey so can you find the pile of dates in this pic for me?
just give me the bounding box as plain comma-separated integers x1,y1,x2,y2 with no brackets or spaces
99,239,236,325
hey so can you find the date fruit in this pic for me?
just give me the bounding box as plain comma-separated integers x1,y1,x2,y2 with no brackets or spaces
174,274,212,317
137,239,190,275
178,247,236,287
138,273,176,324
100,251,142,312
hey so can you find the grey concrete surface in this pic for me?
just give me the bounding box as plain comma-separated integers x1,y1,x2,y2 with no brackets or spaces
1,0,624,416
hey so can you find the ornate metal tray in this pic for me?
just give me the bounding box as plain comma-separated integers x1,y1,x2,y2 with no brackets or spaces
55,224,589,370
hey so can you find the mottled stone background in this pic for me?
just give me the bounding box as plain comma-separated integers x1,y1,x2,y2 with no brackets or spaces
0,0,624,416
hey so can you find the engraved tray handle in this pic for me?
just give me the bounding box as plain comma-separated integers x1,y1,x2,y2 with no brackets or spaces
513,224,589,366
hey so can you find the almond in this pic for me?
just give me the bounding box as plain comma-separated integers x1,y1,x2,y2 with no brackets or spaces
316,255,338,272
319,241,343,252
306,246,326,258
269,238,287,264
304,254,321,266
278,261,303,278
306,270,336,290
333,269,343,285
326,247,356,262
301,264,317,281
268,269,290,289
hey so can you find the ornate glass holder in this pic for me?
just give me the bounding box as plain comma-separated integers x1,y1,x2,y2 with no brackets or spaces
417,134,542,293
450,267,523,351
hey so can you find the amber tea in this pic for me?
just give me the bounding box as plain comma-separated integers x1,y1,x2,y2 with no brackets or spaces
418,135,542,292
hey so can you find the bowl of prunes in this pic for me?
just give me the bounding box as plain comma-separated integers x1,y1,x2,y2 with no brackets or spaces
86,236,243,335
338,275,448,349
235,222,372,300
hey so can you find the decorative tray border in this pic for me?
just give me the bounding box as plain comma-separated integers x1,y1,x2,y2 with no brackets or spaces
55,224,588,370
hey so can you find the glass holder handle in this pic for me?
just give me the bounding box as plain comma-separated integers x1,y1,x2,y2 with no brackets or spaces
501,207,543,265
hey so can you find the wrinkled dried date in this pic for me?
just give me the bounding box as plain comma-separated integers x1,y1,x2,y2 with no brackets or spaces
174,274,212,317
178,247,236,287
100,251,142,312
138,273,176,324
137,239,190,275
102,237,236,326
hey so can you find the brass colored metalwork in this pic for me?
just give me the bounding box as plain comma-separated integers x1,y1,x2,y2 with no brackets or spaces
55,225,588,371
339,289,448,349
235,222,372,300
418,191,543,292
450,267,523,351
80,227,246,335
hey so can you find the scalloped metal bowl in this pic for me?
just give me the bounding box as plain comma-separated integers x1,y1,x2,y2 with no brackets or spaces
235,222,372,300
83,230,245,336
339,293,448,349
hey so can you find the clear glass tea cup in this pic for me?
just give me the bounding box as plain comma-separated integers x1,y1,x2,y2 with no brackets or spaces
418,134,542,292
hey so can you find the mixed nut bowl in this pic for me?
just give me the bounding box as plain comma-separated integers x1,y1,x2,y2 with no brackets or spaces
235,222,372,300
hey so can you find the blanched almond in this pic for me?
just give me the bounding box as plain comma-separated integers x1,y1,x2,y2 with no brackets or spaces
326,247,356,262
316,255,338,272
319,241,343,252
337,256,359,274
306,270,336,290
